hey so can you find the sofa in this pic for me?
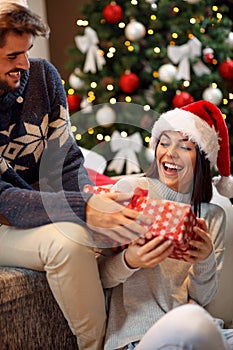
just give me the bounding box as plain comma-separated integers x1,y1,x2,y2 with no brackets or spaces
0,267,77,349
206,186,233,328
0,167,232,348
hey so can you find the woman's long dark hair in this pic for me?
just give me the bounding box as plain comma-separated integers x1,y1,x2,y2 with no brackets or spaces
146,144,212,216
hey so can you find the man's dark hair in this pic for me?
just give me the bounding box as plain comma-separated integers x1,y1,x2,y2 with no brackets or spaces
0,3,50,47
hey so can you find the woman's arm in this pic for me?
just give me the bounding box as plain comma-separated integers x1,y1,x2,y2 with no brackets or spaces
187,204,226,306
98,250,138,288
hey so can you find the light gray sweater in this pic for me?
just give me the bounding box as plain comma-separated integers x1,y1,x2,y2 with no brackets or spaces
99,177,226,350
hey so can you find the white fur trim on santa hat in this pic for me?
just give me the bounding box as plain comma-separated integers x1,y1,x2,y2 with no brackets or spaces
150,108,219,165
212,175,233,198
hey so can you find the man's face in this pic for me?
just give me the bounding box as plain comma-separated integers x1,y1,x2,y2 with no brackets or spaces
0,31,34,94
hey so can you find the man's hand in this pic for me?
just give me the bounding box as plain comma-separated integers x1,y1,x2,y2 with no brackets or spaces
86,192,152,246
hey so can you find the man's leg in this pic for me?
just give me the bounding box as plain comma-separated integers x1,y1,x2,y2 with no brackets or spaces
0,222,106,350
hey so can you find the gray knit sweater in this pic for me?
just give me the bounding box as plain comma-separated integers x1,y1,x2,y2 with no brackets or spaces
99,177,226,350
0,58,93,228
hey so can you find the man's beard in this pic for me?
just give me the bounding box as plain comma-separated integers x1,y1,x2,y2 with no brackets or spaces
0,69,25,95
0,80,20,95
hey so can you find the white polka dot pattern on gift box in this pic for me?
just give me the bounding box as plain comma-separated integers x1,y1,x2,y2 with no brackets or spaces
127,195,197,260
83,185,197,260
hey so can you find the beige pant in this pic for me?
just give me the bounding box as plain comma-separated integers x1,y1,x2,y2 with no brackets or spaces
0,222,106,350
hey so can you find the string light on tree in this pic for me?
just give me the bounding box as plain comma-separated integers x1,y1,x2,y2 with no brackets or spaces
101,76,115,90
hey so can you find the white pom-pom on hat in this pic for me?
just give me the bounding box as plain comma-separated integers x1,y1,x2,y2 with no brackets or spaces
212,175,233,198
150,100,233,198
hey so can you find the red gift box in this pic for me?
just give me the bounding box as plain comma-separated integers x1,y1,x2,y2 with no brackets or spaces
83,185,197,260
128,189,197,259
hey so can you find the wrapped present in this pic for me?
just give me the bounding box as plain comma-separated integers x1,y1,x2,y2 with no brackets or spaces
83,184,113,194
128,189,197,259
83,185,197,259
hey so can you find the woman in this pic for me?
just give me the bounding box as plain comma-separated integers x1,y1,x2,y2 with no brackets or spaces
99,100,233,350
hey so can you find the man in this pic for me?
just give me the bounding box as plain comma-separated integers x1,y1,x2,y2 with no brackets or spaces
0,2,151,349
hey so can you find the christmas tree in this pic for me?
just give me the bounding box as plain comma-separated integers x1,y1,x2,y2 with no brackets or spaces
65,0,233,178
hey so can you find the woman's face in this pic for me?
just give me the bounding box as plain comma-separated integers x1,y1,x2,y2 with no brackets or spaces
156,131,197,193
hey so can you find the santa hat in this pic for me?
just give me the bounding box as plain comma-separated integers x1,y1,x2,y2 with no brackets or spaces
150,100,233,198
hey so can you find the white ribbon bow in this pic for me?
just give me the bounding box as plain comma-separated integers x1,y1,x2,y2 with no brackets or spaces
167,36,210,80
107,131,143,174
75,27,106,74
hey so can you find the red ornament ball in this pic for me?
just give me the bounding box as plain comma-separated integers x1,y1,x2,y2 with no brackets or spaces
219,60,233,80
67,94,81,112
204,53,213,64
203,48,214,64
102,3,123,24
119,72,140,93
172,92,194,108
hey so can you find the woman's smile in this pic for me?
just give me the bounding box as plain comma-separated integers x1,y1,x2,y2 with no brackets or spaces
162,161,183,174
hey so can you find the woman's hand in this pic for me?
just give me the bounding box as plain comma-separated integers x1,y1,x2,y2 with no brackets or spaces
124,235,174,269
183,218,213,263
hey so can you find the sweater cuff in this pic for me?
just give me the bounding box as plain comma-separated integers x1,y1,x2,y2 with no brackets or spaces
98,248,141,288
122,249,140,272
193,249,217,275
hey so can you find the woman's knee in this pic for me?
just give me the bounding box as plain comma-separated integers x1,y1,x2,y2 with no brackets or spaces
138,305,228,350
156,304,217,336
